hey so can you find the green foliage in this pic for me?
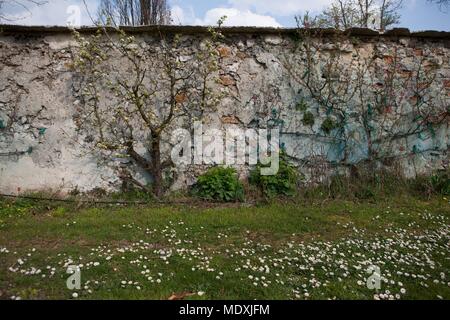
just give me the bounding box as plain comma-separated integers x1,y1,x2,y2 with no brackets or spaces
430,170,450,196
321,117,337,134
355,187,376,200
0,193,75,219
1,194,449,300
52,207,67,218
193,167,244,202
249,155,299,198
301,170,395,201
301,166,450,201
0,197,36,219
302,111,315,126
296,99,308,112
329,174,375,200
350,37,361,45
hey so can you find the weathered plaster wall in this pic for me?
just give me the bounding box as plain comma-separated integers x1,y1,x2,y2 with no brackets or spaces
0,26,449,194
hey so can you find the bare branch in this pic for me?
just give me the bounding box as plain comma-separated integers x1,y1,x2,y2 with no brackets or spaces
0,0,47,22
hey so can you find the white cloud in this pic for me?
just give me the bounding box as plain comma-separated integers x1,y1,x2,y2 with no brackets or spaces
171,0,334,28
228,0,334,16
171,5,186,24
195,8,281,27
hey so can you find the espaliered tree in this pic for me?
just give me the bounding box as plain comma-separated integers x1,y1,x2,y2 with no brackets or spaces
282,21,449,176
71,22,225,196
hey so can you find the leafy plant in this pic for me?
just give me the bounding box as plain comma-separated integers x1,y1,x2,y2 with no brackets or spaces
193,167,244,202
302,111,315,126
408,170,450,197
321,117,337,134
249,154,299,198
51,207,68,218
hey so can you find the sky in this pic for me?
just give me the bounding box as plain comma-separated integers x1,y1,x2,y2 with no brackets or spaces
0,0,449,31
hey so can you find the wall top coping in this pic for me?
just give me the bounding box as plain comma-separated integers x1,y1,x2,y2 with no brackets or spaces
1,25,450,40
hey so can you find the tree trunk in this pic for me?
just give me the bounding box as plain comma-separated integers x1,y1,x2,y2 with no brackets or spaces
150,132,163,197
140,0,150,25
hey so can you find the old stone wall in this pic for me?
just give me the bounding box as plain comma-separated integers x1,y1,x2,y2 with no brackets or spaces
0,26,449,194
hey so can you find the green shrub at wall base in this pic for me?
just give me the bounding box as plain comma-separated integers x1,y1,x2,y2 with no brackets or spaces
249,155,299,198
193,167,244,202
431,170,450,196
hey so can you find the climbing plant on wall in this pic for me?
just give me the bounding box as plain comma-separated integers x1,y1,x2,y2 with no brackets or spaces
71,22,225,197
282,22,449,174
0,40,51,158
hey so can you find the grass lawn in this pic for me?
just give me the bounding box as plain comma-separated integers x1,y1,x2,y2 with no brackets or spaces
0,195,449,300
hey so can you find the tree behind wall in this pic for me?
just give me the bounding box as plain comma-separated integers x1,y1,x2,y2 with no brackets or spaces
97,0,172,26
307,0,403,31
